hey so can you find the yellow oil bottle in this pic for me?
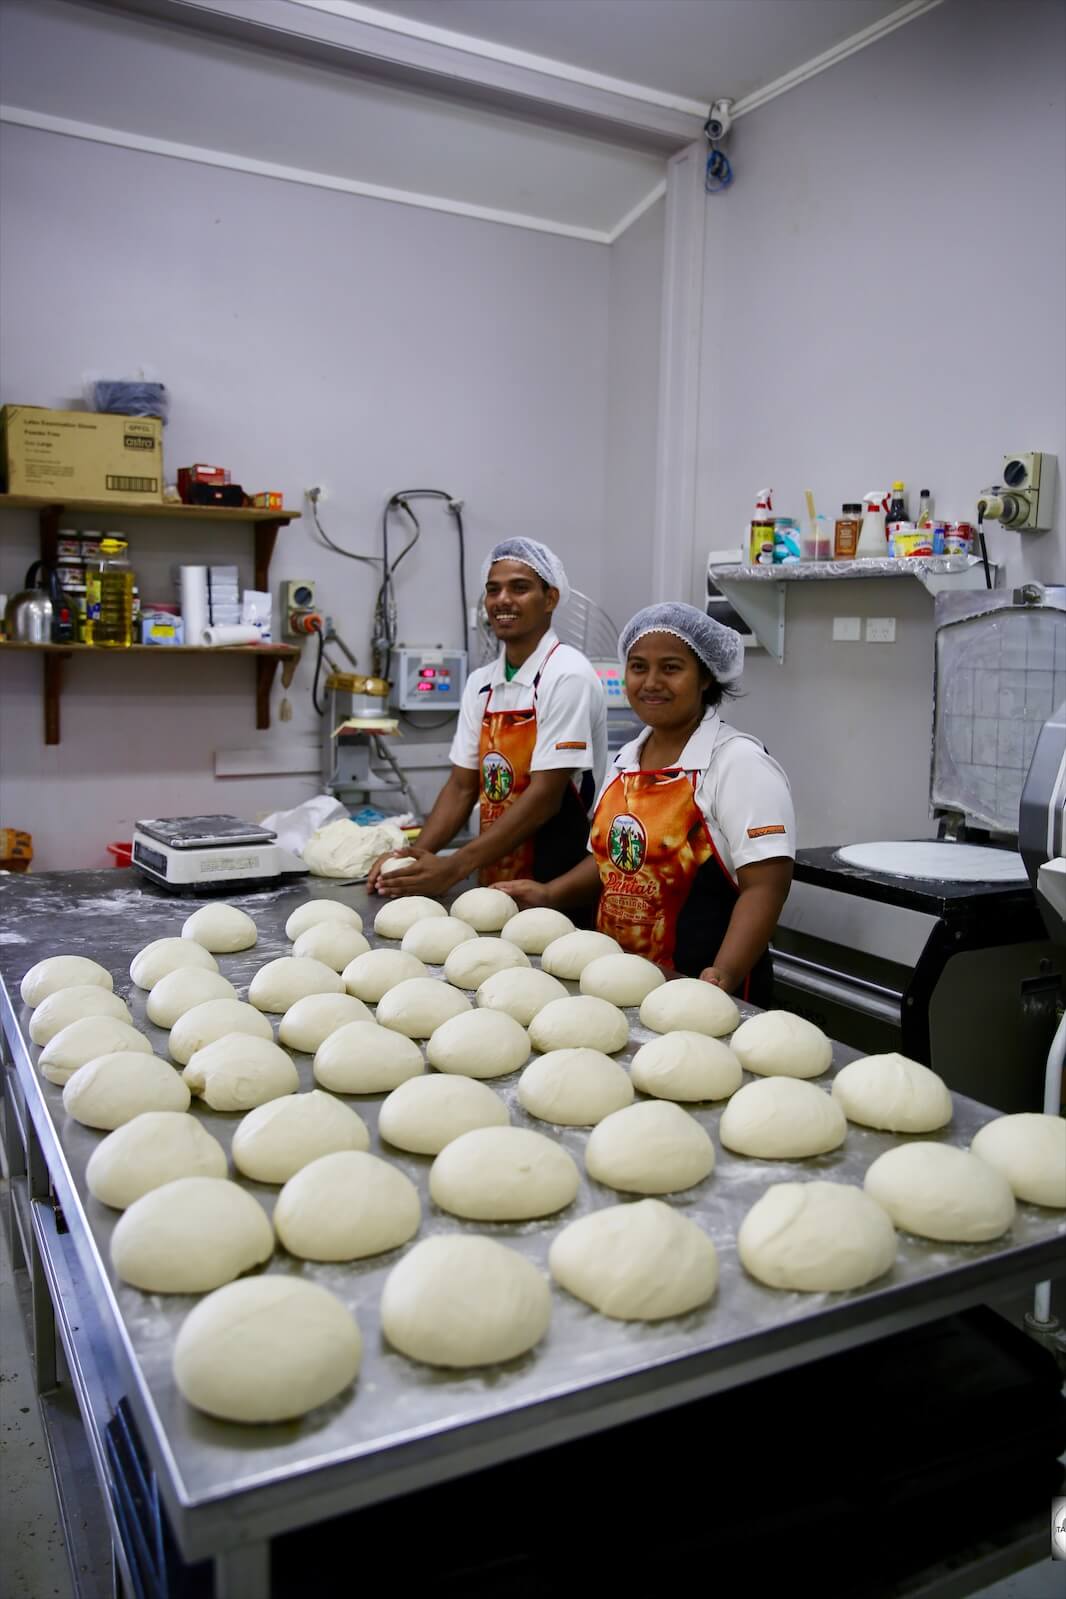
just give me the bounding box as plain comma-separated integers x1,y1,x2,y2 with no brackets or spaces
85,536,135,647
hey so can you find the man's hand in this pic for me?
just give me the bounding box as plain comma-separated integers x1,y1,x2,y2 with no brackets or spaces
367,845,431,895
491,879,554,910
699,964,739,992
376,851,464,899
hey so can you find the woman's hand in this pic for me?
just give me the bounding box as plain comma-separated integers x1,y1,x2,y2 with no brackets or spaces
492,879,554,910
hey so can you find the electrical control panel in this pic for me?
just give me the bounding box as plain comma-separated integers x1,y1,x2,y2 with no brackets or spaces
589,659,629,706
391,646,468,711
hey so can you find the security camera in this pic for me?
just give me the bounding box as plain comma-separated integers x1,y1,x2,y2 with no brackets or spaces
706,98,734,141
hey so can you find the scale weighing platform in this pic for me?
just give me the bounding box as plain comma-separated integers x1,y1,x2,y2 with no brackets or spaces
131,814,307,893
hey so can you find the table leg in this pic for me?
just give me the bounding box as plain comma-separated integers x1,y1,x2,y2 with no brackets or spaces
214,1541,270,1599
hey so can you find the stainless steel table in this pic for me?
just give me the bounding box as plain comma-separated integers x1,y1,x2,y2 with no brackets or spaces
2,869,1064,1598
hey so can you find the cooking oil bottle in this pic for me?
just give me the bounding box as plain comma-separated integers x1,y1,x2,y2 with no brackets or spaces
85,536,135,647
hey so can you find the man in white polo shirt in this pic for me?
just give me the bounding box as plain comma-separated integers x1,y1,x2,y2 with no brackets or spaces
371,538,607,899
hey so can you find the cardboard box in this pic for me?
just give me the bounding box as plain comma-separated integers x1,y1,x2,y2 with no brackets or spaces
0,405,163,503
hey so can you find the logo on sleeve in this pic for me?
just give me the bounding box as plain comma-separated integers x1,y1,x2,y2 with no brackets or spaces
747,824,787,838
555,740,587,750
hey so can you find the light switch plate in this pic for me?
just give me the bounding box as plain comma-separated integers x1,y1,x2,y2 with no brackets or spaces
833,616,861,641
866,617,897,643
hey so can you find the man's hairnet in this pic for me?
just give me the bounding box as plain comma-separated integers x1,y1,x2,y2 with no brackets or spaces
480,539,570,608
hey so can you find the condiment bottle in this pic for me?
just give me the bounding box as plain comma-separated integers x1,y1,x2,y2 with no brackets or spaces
886,481,909,542
833,504,863,559
916,489,934,528
856,493,889,558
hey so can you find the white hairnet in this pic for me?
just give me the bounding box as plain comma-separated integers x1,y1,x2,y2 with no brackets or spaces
620,602,744,685
480,539,570,608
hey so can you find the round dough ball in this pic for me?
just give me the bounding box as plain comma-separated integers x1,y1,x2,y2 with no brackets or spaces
476,966,568,1026
500,907,575,955
168,999,273,1065
401,918,477,964
181,903,257,953
638,977,740,1038
864,1142,1015,1241
738,1181,898,1291
278,993,373,1054
579,952,665,1008
21,956,113,1008
449,887,518,933
540,930,622,981
182,1035,299,1111
111,1176,273,1292
518,1048,634,1125
730,1011,832,1079
314,1021,424,1093
373,896,448,940
173,1276,361,1422
130,938,218,991
146,968,237,1029
63,1051,191,1128
292,922,371,972
586,1101,714,1194
425,1009,530,1079
430,1126,579,1220
38,1017,151,1086
443,937,530,991
719,1078,846,1159
379,1074,509,1155
29,986,131,1046
376,978,472,1039
381,1236,549,1366
284,898,363,941
248,956,345,1013
550,1199,718,1319
832,1053,953,1133
630,1032,743,1103
379,855,417,876
275,1150,421,1260
232,1090,369,1183
970,1113,1066,1208
342,949,427,1003
87,1112,226,1208
528,995,629,1055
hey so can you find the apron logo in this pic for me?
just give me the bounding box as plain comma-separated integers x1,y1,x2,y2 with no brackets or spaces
482,751,514,803
608,812,647,873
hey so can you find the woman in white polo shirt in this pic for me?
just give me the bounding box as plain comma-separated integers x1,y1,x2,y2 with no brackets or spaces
497,603,794,1005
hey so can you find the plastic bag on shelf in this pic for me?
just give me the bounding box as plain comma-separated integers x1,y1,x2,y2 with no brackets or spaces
83,369,168,421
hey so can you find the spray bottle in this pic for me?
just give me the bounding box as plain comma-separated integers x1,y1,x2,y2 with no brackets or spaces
749,490,775,565
856,491,890,559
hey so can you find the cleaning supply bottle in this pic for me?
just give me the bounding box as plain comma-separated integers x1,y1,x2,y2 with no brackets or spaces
916,489,934,528
749,490,775,565
856,492,889,558
85,536,135,647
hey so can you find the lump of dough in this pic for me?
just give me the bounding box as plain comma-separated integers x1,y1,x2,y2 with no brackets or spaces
376,978,472,1039
285,898,363,941
314,1021,424,1093
146,968,236,1029
248,956,344,1013
278,992,373,1054
638,977,739,1038
730,1010,832,1079
401,917,477,964
430,1126,579,1220
182,1035,299,1111
379,1074,509,1154
476,967,568,1027
373,896,448,940
970,1113,1066,1208
303,818,405,879
275,1150,420,1260
63,1051,191,1128
381,1236,549,1366
173,1276,361,1422
21,956,113,1008
168,998,273,1065
425,1009,530,1079
379,855,417,876
130,938,218,991
232,1090,369,1183
292,922,370,972
111,1176,273,1292
30,986,131,1046
528,995,629,1055
500,907,574,955
832,1052,952,1133
864,1142,1015,1241
449,887,517,933
39,1017,151,1086
738,1181,898,1291
550,1200,718,1319
181,903,257,953
541,930,622,980
519,1049,634,1126
720,1077,846,1159
342,949,426,1003
579,952,665,1008
443,937,530,991
586,1101,714,1194
631,1032,742,1103
87,1112,226,1208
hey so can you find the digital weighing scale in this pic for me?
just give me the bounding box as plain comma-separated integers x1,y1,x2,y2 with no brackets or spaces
131,815,308,892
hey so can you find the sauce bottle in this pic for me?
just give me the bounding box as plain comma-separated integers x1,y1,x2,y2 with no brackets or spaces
833,504,863,559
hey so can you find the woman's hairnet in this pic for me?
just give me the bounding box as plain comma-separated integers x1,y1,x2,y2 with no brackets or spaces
620,602,744,684
480,539,570,608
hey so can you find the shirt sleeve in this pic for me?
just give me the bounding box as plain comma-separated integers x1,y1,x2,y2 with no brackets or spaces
530,670,599,772
710,741,796,870
448,675,485,770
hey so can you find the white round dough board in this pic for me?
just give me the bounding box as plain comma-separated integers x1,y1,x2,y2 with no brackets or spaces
834,841,1026,883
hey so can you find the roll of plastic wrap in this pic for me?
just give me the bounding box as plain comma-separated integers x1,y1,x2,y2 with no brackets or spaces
179,567,209,644
202,624,262,647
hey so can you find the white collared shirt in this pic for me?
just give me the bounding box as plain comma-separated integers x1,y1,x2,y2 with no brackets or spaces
450,628,608,790
593,708,796,882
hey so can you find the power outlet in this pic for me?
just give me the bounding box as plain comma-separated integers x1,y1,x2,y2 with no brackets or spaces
832,616,861,641
866,617,897,643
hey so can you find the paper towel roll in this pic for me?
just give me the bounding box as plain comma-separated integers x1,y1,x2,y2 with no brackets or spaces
201,624,262,647
179,567,208,644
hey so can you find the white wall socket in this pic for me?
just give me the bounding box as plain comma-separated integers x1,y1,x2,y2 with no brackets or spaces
832,616,861,641
866,617,897,643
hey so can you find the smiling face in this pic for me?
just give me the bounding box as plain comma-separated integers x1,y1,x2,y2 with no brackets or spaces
624,631,711,731
484,560,557,648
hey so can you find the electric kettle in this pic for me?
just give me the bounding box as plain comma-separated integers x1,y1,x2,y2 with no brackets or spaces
4,562,75,643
